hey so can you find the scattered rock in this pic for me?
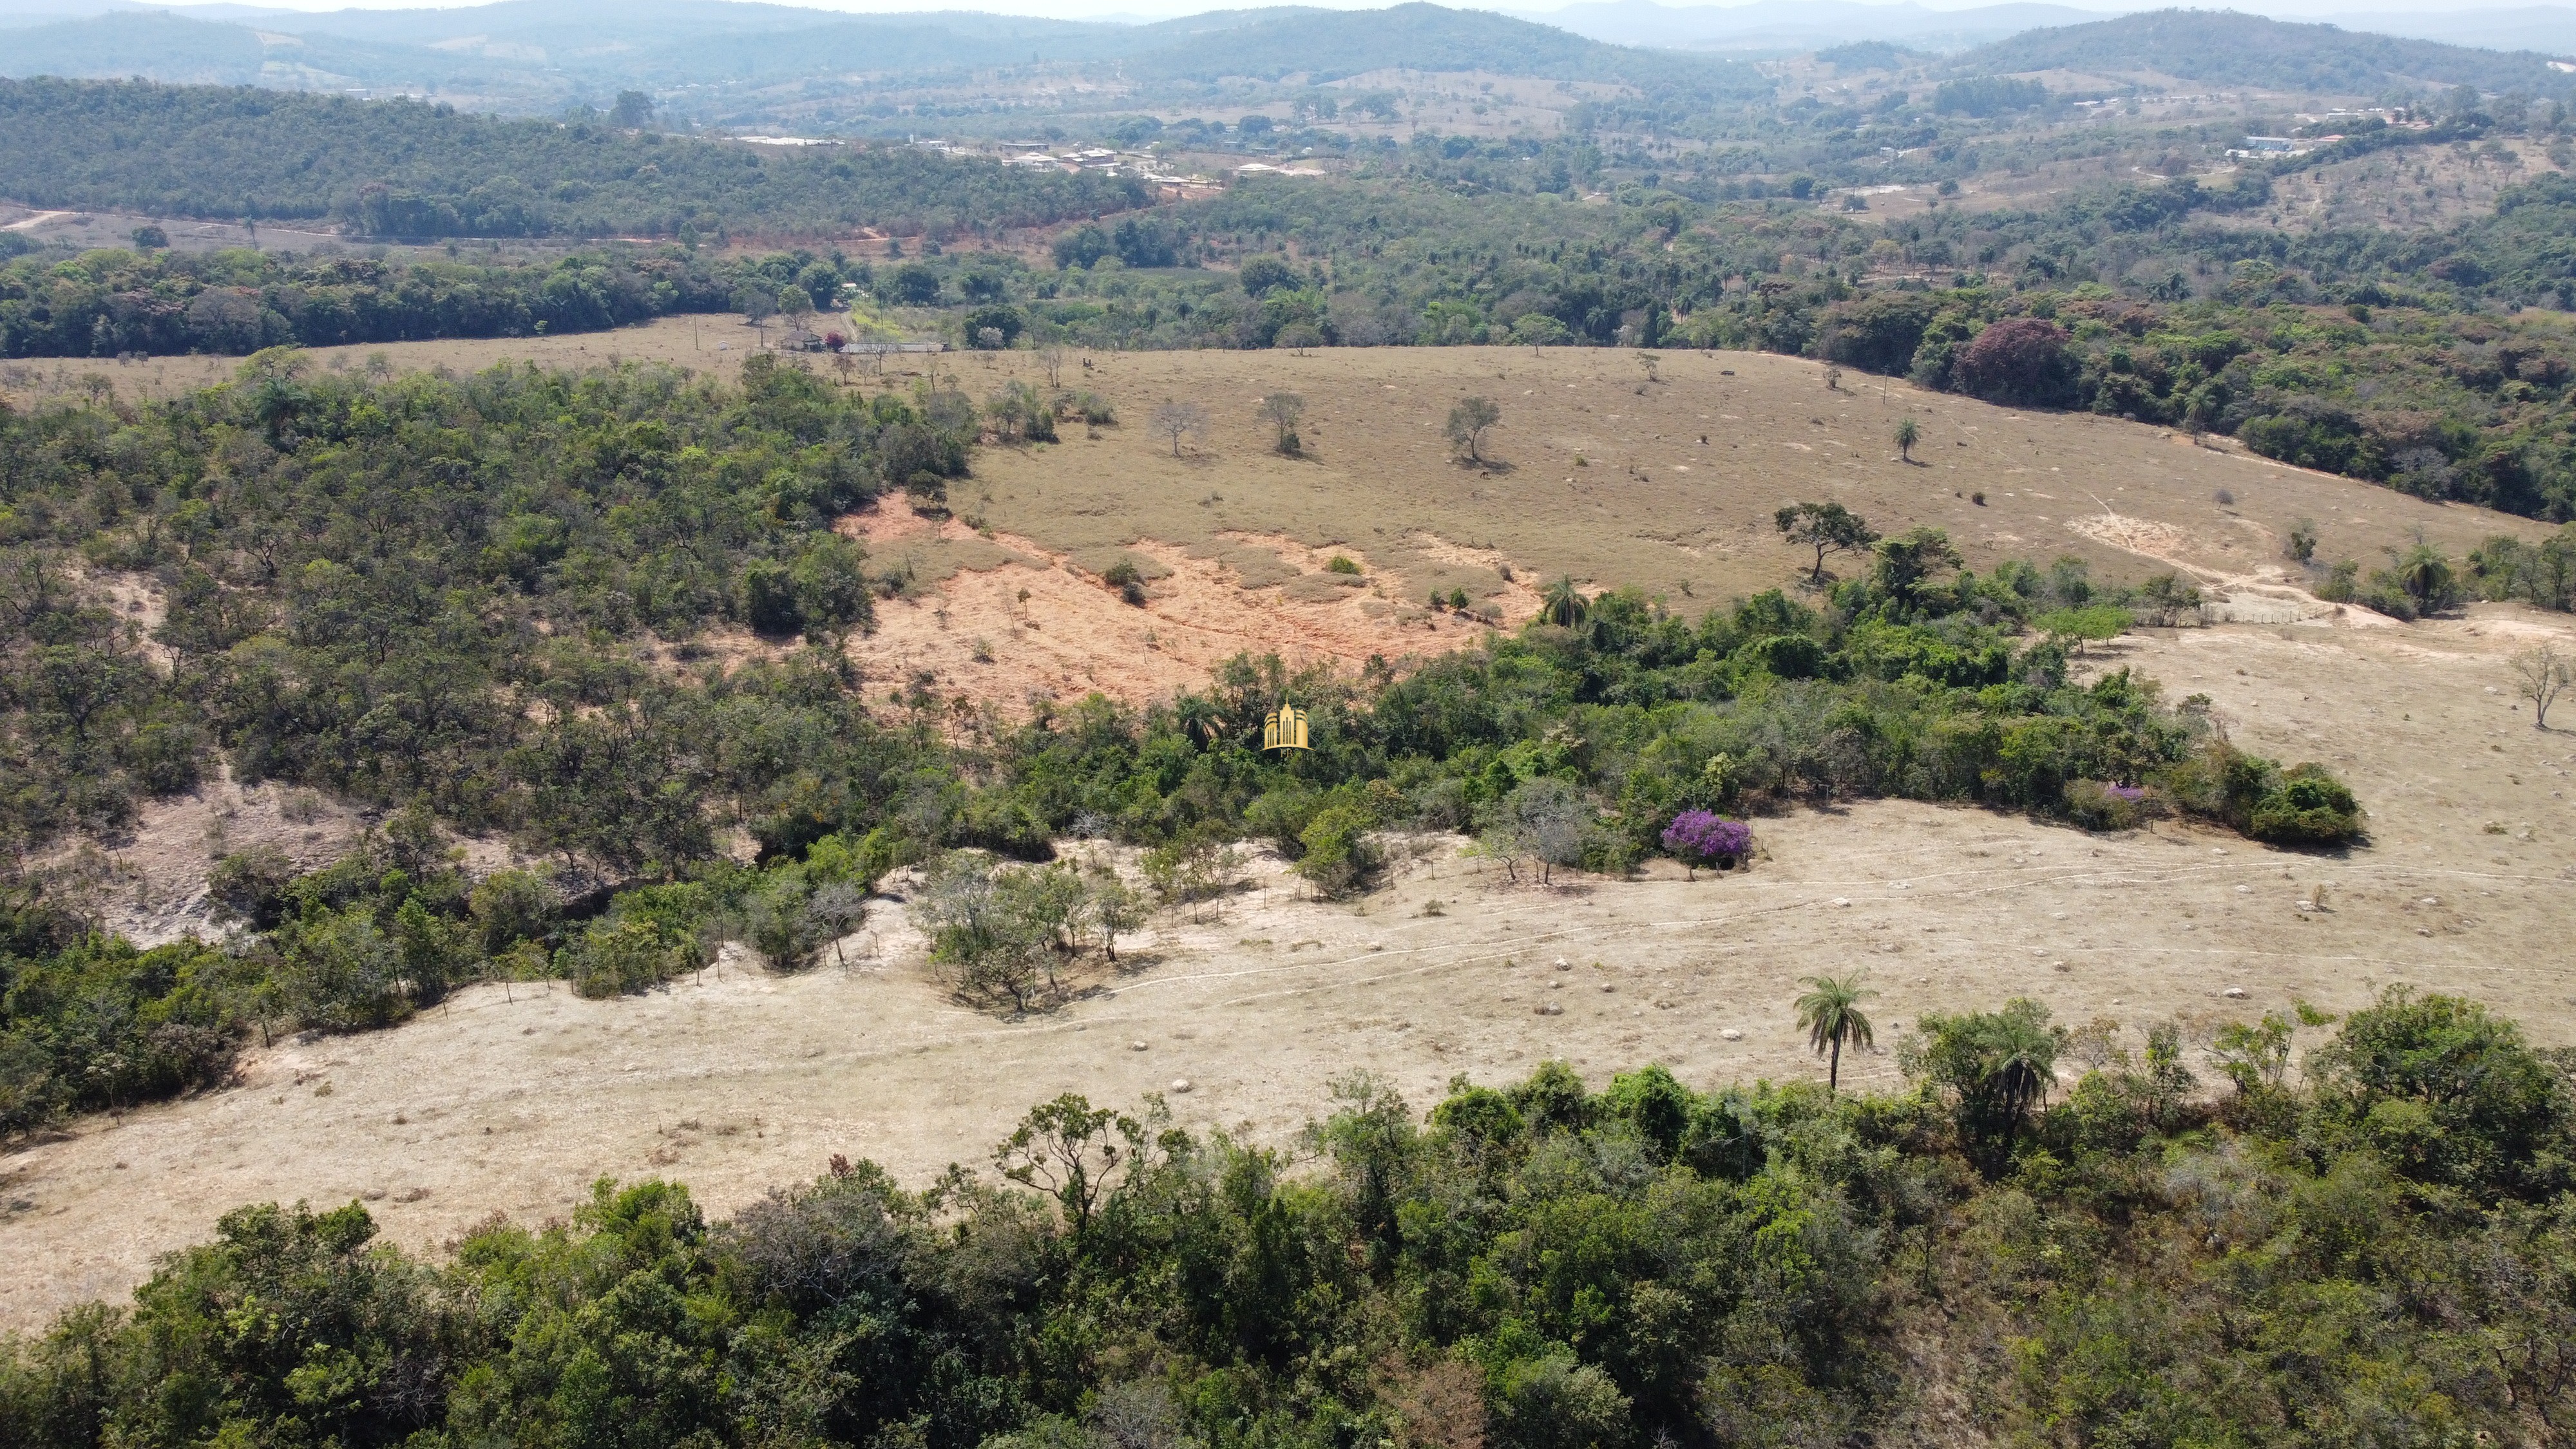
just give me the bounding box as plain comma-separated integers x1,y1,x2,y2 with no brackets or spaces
2223,987,2248,999
1169,1079,1193,1094
1535,1003,1563,1016
1130,1040,1149,1052
2418,927,2432,936
1720,1028,1743,1041
1554,957,1570,970
1830,896,1851,907
1599,983,1616,993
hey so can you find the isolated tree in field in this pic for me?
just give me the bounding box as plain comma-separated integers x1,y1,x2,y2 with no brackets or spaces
1795,971,1878,1094
1150,401,1208,457
2513,643,2571,728
1774,501,1879,583
1039,344,1067,388
1447,396,1502,464
608,90,656,129
806,882,868,972
1893,415,1922,462
913,852,1040,1010
1478,777,1590,885
1259,391,1306,455
1085,869,1146,961
1539,576,1589,628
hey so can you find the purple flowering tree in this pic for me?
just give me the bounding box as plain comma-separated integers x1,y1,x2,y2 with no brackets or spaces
1663,810,1752,877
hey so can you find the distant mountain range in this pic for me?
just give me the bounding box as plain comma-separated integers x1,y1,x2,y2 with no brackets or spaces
0,1,1782,117
1506,1,2120,53
1510,0,2576,55
0,0,2567,117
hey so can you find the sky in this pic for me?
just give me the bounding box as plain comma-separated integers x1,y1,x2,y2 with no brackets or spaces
126,0,2555,23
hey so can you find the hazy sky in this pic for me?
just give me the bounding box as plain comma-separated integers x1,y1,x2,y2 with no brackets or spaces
142,0,2541,21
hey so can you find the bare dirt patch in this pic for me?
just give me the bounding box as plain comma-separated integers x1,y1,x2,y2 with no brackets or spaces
8,607,2575,1330
833,492,1529,714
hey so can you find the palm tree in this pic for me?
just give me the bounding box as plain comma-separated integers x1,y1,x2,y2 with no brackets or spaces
1539,576,1589,628
1795,972,1878,1094
1893,415,1921,463
250,374,309,446
1984,1008,2059,1136
2389,543,2454,614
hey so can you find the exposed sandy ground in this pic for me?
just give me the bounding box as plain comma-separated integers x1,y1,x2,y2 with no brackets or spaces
832,492,1534,714
6,604,2574,1329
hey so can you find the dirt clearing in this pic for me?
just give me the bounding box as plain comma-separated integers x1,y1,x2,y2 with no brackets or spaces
836,493,1530,712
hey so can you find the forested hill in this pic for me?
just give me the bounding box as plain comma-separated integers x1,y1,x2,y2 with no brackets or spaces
0,79,1147,238
0,2,1768,106
0,10,498,93
1124,3,1769,92
1948,9,2576,94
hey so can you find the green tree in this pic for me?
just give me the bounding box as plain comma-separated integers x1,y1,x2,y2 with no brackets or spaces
2388,542,2459,614
994,1092,1144,1231
1446,396,1502,463
1796,971,1878,1094
1259,391,1306,454
1893,415,1922,462
1873,527,1963,610
1774,501,1880,583
1539,576,1589,628
1905,998,2063,1161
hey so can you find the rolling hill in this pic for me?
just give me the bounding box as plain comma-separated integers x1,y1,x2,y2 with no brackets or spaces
1946,8,2576,92
0,1,1771,113
0,75,1147,234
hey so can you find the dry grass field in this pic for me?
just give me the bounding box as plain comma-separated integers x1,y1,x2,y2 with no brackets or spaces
5,331,2571,1328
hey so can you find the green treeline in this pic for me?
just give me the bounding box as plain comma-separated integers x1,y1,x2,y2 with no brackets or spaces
0,79,1147,240
6,986,2575,1448
2,357,2361,1133
0,245,895,357
0,246,727,356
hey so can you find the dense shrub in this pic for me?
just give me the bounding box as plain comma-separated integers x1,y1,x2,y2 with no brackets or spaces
1954,317,2081,407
